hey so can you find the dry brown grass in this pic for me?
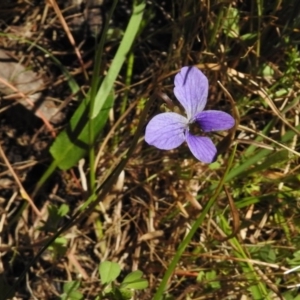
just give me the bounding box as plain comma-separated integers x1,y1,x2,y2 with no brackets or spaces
1,0,300,299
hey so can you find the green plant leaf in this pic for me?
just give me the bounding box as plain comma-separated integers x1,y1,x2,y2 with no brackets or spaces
223,7,239,38
99,261,121,284
58,203,70,216
121,278,148,290
240,33,257,40
50,92,114,170
122,270,143,283
286,250,300,266
91,1,146,119
119,288,133,299
48,237,68,258
206,270,221,290
121,270,148,290
40,204,69,233
61,281,83,300
258,245,276,263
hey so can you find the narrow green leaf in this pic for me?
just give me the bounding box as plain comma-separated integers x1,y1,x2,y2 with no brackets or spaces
119,289,133,300
99,261,121,284
58,203,70,217
91,1,146,119
122,270,143,284
223,7,239,38
62,281,83,300
121,270,148,290
121,278,148,290
258,245,276,263
50,93,114,170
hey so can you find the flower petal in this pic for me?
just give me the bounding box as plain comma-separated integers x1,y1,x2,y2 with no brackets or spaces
195,110,235,132
145,112,188,150
186,131,217,163
173,66,208,120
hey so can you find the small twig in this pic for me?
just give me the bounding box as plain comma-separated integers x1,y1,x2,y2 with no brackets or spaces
78,159,88,191
0,76,56,138
47,0,88,81
249,79,300,136
67,242,89,280
0,191,18,273
0,144,41,217
238,124,300,157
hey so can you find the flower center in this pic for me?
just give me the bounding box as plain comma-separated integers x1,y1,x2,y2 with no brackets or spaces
188,122,203,136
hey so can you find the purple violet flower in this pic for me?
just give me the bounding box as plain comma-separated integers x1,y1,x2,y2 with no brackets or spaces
145,66,235,163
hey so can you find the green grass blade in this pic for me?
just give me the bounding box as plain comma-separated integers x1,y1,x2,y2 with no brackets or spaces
91,1,146,119
88,0,118,193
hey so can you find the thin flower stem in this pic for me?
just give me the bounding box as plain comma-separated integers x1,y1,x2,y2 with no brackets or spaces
0,145,41,217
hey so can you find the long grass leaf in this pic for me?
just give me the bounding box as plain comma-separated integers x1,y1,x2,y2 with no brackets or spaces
91,1,146,119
